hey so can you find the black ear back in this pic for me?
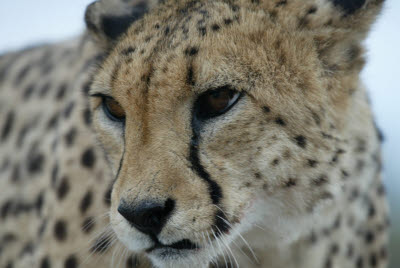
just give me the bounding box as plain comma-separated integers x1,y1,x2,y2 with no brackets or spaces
331,0,366,15
85,0,149,46
101,3,147,40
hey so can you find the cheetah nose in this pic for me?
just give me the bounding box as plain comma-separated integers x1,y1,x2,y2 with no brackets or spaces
118,198,175,237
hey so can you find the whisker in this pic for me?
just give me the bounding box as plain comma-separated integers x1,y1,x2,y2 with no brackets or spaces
215,214,259,264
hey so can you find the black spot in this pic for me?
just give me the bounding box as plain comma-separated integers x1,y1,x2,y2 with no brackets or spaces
81,148,96,168
35,192,44,212
272,159,280,166
313,175,328,186
1,111,15,142
369,253,378,267
82,81,91,95
380,246,387,259
56,83,68,100
65,128,77,146
365,231,375,244
330,243,339,255
184,46,199,56
57,176,70,200
64,102,75,118
294,135,307,148
347,243,354,258
40,256,50,268
211,24,220,31
368,203,376,218
64,255,78,268
122,47,136,55
1,201,13,219
307,6,318,14
51,164,59,187
164,26,170,35
20,241,35,256
224,18,233,25
5,261,13,268
54,220,67,241
263,106,271,113
47,114,59,129
10,164,20,183
324,258,332,268
275,117,286,126
307,159,318,167
16,123,32,148
27,152,45,174
15,64,31,85
254,172,262,179
285,178,297,187
198,27,207,36
83,107,91,126
332,0,366,15
356,256,363,268
23,84,35,100
377,183,386,196
80,191,93,214
39,82,51,97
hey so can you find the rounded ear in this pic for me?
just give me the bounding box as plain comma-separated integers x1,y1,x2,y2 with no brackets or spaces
332,0,367,15
311,0,385,73
85,0,158,50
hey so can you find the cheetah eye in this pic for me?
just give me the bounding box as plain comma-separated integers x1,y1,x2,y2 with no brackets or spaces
102,97,126,122
194,86,241,120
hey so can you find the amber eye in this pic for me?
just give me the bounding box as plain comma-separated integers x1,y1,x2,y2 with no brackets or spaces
102,97,125,122
194,86,241,120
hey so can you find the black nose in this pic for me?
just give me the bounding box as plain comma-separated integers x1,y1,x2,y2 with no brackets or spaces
118,198,175,236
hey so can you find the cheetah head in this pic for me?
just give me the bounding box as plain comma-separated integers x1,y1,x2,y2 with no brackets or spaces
86,0,384,266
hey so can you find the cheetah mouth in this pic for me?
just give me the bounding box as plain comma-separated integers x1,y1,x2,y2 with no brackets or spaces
146,239,199,255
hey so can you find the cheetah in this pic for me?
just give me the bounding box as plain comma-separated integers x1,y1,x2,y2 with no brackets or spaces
0,0,390,267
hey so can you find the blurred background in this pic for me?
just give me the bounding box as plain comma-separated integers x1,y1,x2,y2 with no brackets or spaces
0,0,399,266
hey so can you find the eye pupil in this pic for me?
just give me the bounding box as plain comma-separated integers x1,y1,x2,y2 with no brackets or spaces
103,97,125,122
195,86,241,120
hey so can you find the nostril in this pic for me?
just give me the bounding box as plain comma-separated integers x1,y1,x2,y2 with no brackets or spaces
118,198,175,236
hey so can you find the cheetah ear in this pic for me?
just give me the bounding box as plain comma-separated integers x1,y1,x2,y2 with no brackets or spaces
309,0,385,73
85,0,158,49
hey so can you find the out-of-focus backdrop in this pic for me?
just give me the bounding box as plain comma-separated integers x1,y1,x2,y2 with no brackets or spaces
0,0,399,266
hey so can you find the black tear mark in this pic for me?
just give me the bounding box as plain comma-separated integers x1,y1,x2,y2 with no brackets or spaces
213,211,230,237
189,140,222,204
189,114,222,204
332,0,366,15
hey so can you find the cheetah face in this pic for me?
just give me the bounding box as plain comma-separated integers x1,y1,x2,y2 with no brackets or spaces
88,0,376,266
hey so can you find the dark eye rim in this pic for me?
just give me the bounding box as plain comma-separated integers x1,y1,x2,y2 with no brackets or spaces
102,97,126,123
194,86,243,120
90,93,126,123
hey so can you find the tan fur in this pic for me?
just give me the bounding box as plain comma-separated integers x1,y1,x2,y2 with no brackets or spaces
0,0,389,267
